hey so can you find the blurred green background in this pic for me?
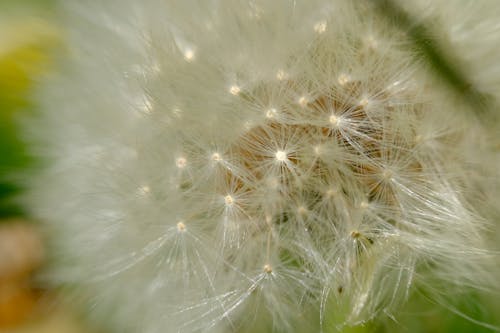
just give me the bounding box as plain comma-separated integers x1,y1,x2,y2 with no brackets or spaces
0,0,58,219
0,1,498,332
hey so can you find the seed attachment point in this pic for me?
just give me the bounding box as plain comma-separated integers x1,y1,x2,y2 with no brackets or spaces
275,150,287,162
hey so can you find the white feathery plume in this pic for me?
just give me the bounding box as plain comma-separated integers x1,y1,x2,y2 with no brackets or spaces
23,0,500,332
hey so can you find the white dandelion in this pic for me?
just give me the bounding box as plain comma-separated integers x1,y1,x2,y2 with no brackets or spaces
23,1,500,333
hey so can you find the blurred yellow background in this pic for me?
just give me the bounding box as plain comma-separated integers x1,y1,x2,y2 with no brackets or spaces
0,3,93,332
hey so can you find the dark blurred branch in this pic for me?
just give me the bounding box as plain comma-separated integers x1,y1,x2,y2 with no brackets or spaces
369,0,497,123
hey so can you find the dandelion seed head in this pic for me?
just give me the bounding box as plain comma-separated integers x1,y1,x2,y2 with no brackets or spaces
25,1,500,332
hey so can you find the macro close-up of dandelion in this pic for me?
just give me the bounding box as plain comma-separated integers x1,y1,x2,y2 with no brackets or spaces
1,0,500,333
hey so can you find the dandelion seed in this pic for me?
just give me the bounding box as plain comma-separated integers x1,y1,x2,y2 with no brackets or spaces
275,150,287,162
224,195,234,206
359,97,370,107
276,69,288,81
138,185,150,195
211,152,222,162
325,188,337,197
338,73,351,86
314,20,327,34
176,221,186,232
329,114,340,126
298,96,309,107
265,108,277,119
297,206,308,215
183,48,195,62
364,35,378,49
263,264,273,274
176,157,187,169
359,201,369,209
229,85,241,95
